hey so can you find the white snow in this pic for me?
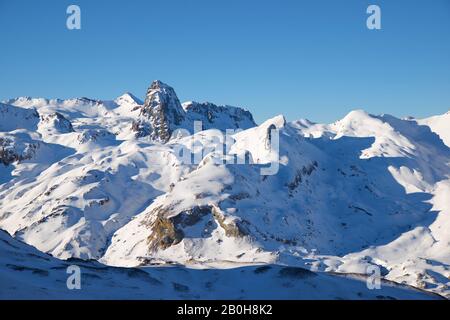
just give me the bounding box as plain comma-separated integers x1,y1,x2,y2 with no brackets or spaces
417,111,450,147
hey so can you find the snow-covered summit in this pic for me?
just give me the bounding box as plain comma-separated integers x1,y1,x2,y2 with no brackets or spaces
114,92,143,106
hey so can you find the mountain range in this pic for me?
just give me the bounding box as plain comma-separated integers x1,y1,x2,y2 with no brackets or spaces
1,80,449,299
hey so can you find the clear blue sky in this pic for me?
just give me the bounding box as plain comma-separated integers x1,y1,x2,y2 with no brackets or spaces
1,0,449,123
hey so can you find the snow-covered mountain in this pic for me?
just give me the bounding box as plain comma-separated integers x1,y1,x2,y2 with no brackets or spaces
0,81,449,299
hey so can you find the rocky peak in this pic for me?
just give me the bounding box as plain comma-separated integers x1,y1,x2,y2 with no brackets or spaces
133,80,186,143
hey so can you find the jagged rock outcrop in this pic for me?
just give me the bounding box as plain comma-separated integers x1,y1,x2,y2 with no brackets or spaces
130,120,151,138
183,101,256,131
146,205,211,251
0,135,39,166
145,204,248,252
132,80,185,142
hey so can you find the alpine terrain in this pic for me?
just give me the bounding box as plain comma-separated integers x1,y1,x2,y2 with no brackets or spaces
0,80,449,299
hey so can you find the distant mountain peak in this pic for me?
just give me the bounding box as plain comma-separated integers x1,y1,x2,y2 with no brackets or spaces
341,109,372,121
131,80,185,142
114,92,143,106
149,79,172,90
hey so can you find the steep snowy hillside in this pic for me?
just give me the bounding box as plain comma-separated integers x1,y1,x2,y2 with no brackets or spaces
0,102,39,131
1,82,449,299
291,111,450,297
0,230,441,299
417,111,450,147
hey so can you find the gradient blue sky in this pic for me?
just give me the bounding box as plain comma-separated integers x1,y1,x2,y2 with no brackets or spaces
1,0,449,123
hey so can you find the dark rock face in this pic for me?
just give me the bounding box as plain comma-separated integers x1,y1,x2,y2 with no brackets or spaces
0,136,39,166
133,80,186,143
183,101,256,131
131,120,151,138
146,206,211,251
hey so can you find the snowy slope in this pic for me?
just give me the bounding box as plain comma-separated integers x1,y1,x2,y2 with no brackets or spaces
0,102,39,132
1,82,449,299
0,230,441,300
417,111,450,147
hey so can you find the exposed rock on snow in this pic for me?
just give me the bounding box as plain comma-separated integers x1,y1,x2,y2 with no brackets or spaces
77,129,115,144
183,101,256,131
133,80,186,142
0,134,39,166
